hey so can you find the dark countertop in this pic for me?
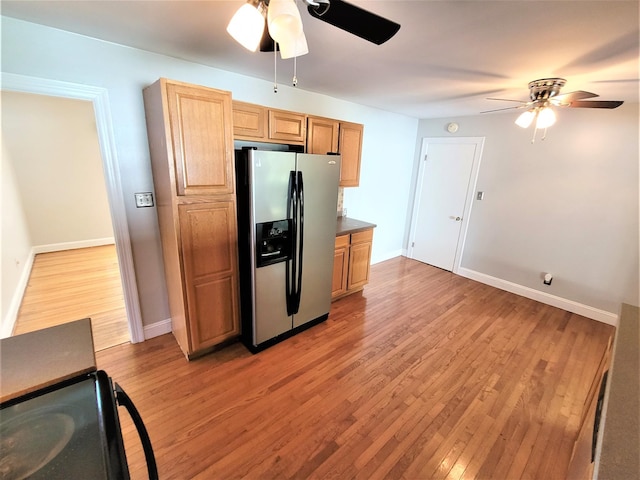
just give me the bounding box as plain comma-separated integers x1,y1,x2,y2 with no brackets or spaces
336,216,377,236
0,318,97,403
598,303,639,478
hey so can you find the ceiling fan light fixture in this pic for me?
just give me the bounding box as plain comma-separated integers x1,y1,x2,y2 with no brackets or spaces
515,109,536,128
227,0,266,52
536,107,556,129
268,0,304,45
279,30,309,59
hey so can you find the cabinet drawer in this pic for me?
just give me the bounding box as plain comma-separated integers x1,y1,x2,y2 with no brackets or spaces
351,229,373,244
335,234,350,248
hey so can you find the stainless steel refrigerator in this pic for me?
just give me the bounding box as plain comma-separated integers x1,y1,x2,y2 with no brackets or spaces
235,147,340,352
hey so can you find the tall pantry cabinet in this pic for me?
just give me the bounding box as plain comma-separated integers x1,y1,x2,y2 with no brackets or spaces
143,78,240,359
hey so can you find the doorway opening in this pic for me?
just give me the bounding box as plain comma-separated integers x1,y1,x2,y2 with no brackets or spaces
1,73,143,349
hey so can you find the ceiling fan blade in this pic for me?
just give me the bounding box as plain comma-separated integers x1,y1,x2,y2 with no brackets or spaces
567,100,624,109
553,90,599,102
307,0,400,45
481,105,527,114
486,97,528,104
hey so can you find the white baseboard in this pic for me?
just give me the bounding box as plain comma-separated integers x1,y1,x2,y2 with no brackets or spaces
33,237,115,254
371,249,403,265
144,318,172,340
1,252,36,339
457,267,619,326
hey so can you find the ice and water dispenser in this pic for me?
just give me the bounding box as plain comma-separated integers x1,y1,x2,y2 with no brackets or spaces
255,219,292,267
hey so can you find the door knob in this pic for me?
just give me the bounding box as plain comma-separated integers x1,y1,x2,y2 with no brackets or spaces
455,216,461,221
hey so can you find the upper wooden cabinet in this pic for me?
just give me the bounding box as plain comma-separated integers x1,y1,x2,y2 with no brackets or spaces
269,109,306,144
308,116,363,187
164,81,235,196
232,101,306,145
338,121,364,187
232,101,267,140
232,101,363,186
307,116,339,155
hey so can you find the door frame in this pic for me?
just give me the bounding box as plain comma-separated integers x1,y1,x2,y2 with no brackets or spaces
2,72,144,343
408,137,485,273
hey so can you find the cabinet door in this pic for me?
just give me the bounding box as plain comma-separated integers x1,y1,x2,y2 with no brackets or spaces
332,236,350,299
166,82,234,196
178,201,240,352
338,122,364,187
347,230,373,290
233,101,267,140
308,116,339,154
269,109,306,144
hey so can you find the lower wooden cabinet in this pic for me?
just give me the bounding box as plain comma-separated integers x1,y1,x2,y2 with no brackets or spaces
332,235,350,298
332,229,373,300
178,201,240,354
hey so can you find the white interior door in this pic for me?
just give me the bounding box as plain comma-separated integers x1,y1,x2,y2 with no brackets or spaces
409,138,483,272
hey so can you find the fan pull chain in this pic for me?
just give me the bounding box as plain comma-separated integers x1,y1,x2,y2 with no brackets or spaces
292,55,298,87
531,128,537,144
541,128,547,141
273,44,278,94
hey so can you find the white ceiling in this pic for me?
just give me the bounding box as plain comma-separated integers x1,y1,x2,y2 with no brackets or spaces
2,1,638,119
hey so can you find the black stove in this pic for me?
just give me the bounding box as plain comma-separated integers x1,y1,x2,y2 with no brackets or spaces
0,370,157,479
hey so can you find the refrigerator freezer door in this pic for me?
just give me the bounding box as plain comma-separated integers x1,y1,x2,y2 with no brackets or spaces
293,154,341,329
251,150,295,223
250,150,296,345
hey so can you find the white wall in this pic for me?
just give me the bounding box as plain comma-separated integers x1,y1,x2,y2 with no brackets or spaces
1,16,419,327
412,105,639,316
2,91,113,247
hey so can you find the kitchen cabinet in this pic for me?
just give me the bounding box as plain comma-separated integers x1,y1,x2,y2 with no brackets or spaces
307,116,339,155
232,103,362,186
338,121,363,187
164,81,235,196
307,117,363,187
332,234,350,298
232,101,306,145
269,108,307,144
332,228,374,300
232,101,267,140
143,78,240,359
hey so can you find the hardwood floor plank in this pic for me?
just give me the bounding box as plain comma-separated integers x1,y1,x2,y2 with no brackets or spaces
95,257,613,480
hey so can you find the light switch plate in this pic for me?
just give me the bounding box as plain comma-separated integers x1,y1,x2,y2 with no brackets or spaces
134,192,154,208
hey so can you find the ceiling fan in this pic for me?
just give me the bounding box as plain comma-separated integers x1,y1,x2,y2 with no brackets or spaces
482,78,624,141
227,0,400,58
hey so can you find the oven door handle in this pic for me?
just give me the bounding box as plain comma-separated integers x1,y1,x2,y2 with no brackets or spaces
115,383,159,480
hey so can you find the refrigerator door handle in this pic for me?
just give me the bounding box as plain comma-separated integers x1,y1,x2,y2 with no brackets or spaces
286,170,297,316
293,171,304,313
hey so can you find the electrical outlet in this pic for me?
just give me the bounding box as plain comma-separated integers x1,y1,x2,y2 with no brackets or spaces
134,192,154,208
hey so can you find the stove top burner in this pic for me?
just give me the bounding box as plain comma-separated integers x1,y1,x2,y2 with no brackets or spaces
0,408,75,480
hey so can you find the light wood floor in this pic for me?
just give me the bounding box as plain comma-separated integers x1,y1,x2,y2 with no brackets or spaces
14,245,129,351
96,256,614,480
